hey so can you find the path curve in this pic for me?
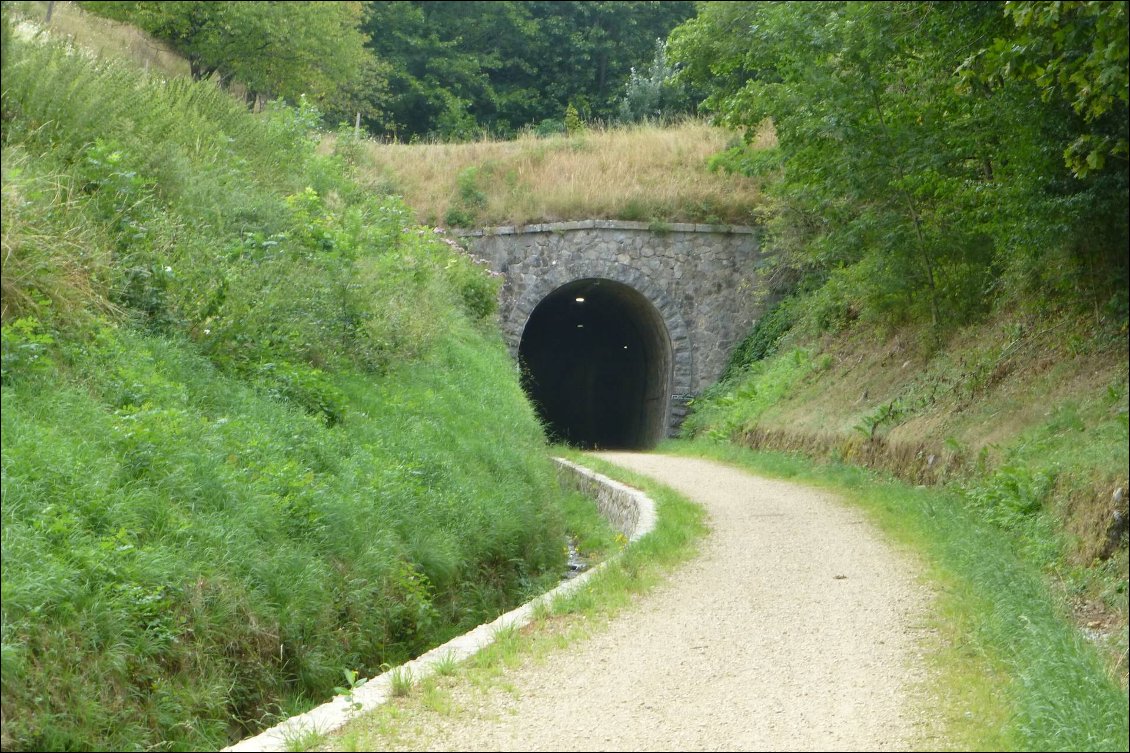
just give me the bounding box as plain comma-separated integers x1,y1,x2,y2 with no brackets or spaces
389,452,931,751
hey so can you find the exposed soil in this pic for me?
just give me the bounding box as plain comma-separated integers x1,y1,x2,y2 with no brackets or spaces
354,453,934,751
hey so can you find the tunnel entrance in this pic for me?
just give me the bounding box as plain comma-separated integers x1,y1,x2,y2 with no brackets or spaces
518,278,673,449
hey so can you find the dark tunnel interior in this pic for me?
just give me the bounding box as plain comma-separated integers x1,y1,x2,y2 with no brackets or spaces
518,278,673,450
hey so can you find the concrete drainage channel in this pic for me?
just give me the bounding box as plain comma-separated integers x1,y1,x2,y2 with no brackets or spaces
225,457,657,752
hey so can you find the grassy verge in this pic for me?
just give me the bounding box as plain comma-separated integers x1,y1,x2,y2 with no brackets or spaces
684,307,1129,683
665,439,1129,751
318,451,708,751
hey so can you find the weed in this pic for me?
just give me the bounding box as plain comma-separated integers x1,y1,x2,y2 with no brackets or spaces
431,652,459,677
420,685,454,716
333,669,368,715
388,665,414,698
282,724,328,752
854,399,909,440
530,600,553,624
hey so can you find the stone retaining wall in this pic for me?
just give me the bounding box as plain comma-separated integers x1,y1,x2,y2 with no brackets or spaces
554,457,656,542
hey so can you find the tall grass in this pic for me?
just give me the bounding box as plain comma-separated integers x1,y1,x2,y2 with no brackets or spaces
11,0,190,78
2,325,568,751
349,121,771,228
1,18,572,751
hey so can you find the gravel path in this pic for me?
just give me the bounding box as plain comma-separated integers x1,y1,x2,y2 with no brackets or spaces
375,452,932,751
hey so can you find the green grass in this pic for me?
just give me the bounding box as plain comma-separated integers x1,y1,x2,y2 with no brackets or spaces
665,439,1129,751
430,652,459,678
0,323,571,750
0,15,577,752
557,485,623,561
323,452,708,750
681,346,817,440
388,666,414,698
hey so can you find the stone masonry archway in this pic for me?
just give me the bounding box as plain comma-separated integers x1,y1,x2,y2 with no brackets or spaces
519,278,673,450
457,221,766,437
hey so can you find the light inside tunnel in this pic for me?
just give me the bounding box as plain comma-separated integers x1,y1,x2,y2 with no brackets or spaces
518,278,673,449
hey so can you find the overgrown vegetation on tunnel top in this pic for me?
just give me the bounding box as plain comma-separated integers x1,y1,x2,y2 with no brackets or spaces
0,15,591,752
330,119,771,229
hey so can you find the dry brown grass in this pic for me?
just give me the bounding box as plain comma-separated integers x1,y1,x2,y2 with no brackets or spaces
15,0,190,77
347,120,772,228
1,153,120,325
745,307,1129,568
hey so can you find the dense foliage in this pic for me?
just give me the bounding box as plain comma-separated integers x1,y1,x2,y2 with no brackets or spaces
671,0,1129,334
79,0,383,122
1,14,573,750
363,0,696,139
81,0,696,140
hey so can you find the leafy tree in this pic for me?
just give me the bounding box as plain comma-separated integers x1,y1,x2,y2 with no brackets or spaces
81,1,380,112
363,1,514,139
963,0,1129,178
617,38,696,124
319,53,393,133
670,1,1128,330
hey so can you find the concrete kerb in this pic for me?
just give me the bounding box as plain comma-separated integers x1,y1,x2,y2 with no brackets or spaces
222,457,657,752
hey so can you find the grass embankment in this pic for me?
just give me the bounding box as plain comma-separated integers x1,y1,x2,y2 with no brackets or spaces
1,15,577,752
683,295,1129,749
10,0,189,78
667,439,1128,751
685,308,1129,601
320,451,708,752
342,120,771,229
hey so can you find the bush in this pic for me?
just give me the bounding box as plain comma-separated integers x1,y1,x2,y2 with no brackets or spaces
720,297,796,381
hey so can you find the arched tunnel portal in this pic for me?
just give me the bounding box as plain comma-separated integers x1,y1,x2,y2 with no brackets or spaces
518,278,673,450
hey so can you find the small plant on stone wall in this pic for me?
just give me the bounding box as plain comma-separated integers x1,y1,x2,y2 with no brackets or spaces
334,668,367,715
432,652,459,677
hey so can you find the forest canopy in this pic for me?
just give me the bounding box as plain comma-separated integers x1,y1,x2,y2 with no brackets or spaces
82,0,696,138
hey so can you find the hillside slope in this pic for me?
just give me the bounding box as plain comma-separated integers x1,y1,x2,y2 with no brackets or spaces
1,11,579,751
685,301,1129,682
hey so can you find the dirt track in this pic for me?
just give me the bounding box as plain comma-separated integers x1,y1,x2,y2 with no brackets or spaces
363,452,932,751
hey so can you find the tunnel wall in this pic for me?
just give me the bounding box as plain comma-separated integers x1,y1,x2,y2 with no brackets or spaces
456,221,764,435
